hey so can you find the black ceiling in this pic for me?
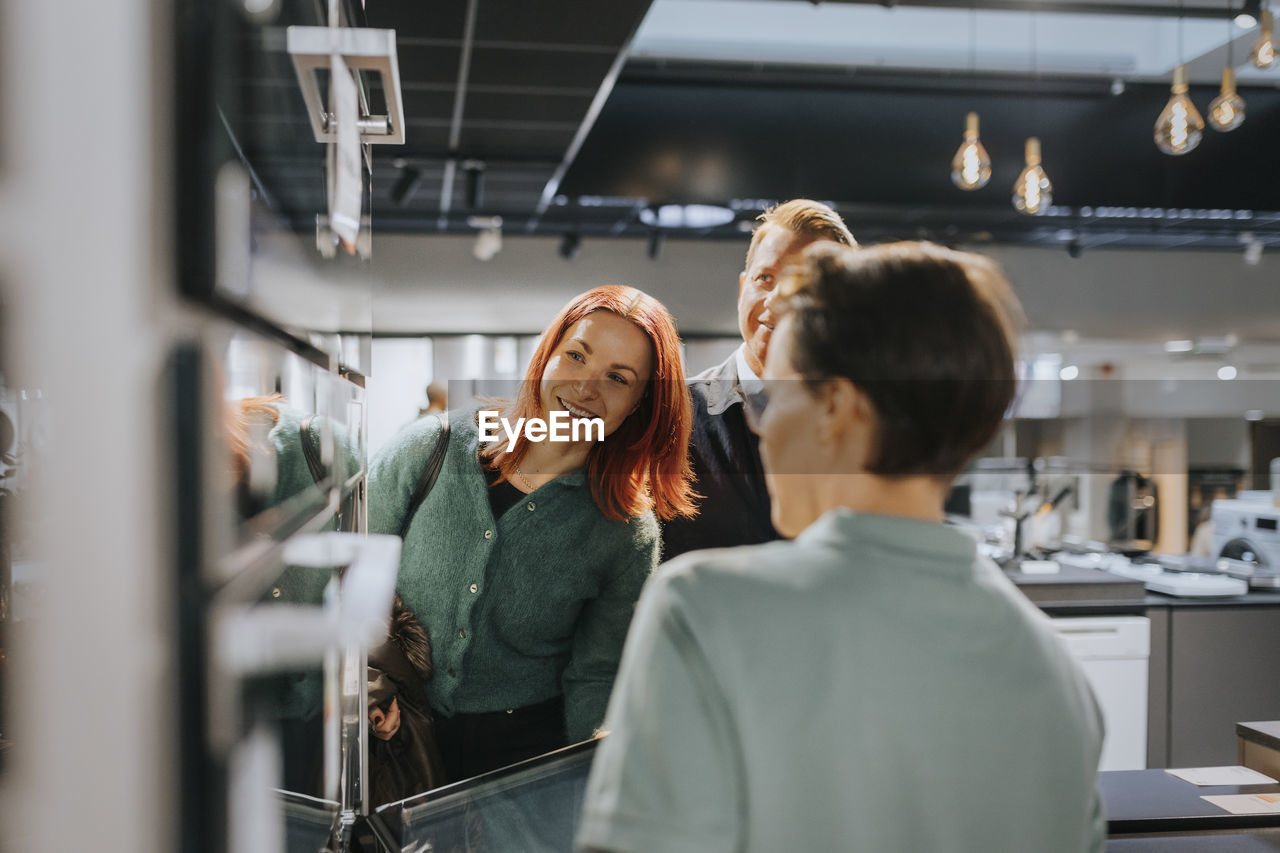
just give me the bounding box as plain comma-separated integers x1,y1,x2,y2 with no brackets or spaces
553,60,1280,248
233,0,1280,250
238,0,653,232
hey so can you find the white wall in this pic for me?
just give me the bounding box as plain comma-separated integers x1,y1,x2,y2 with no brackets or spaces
354,233,1280,341
368,338,434,456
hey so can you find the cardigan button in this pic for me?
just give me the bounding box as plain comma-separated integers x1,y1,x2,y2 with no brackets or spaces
270,587,281,598
469,583,478,594
484,529,493,539
459,629,467,639
527,501,536,511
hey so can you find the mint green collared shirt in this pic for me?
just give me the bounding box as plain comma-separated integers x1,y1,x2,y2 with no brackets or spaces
579,509,1106,853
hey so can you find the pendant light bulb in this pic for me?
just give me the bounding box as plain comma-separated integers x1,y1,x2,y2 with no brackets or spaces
1012,137,1053,216
950,112,992,191
1154,65,1205,156
1209,67,1246,132
1250,10,1276,68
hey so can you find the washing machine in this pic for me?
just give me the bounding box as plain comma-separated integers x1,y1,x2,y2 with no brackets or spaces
1211,498,1280,588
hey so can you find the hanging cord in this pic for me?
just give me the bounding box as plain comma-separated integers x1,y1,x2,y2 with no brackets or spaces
1227,1,1235,67
969,8,977,77
1030,8,1038,80
1178,0,1186,64
1030,9,1039,126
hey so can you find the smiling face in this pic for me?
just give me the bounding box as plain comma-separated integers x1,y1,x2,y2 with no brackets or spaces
738,226,825,377
540,311,654,439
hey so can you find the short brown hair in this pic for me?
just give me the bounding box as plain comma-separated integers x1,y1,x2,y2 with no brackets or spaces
744,199,857,270
777,242,1023,479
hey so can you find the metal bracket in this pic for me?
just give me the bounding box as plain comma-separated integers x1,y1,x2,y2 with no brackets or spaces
287,26,406,145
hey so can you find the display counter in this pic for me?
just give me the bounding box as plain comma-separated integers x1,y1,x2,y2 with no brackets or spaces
1102,768,1280,851
1101,769,1280,834
363,740,1280,852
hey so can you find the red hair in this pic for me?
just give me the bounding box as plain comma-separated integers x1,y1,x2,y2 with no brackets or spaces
478,286,697,522
227,393,283,488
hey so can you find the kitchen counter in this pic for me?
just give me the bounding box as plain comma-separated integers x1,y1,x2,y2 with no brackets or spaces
1102,769,1280,834
1007,568,1280,767
1003,565,1280,615
1102,768,1280,850
1040,591,1280,617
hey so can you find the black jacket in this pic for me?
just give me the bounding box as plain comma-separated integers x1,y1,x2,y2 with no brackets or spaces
661,352,780,563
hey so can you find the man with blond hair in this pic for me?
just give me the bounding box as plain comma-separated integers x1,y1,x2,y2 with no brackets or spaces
661,199,856,561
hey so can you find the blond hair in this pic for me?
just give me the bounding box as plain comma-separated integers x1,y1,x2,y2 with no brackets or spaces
744,199,857,270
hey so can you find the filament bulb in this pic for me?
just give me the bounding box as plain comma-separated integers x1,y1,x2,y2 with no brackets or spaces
1251,10,1276,68
950,112,992,190
1154,65,1205,156
1209,68,1246,132
1012,137,1053,216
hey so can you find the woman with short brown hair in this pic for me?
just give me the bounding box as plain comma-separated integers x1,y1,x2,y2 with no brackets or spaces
581,243,1105,853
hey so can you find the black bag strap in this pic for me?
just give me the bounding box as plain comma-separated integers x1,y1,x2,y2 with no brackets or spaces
399,415,451,540
299,414,327,486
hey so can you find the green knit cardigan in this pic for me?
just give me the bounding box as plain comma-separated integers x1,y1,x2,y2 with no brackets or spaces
368,408,660,743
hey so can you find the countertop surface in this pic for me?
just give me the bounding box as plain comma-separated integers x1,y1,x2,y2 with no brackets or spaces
1004,565,1280,614
1039,591,1280,616
1238,722,1280,751
1102,768,1280,834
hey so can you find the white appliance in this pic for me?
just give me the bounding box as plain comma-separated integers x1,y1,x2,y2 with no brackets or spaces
1212,498,1280,570
1050,616,1150,771
1142,572,1247,597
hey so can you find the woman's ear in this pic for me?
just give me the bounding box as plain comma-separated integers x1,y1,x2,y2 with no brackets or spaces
818,379,876,469
817,379,855,441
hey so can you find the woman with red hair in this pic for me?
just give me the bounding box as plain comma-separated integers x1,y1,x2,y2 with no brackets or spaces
369,285,696,784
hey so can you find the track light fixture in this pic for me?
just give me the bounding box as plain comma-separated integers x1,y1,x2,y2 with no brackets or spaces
468,215,503,262
463,160,486,209
389,162,423,207
646,229,664,261
1242,232,1264,265
559,232,581,260
1237,0,1262,27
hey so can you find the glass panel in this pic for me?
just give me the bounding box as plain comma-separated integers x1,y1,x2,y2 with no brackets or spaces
278,789,340,853
219,324,366,543
375,741,600,853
